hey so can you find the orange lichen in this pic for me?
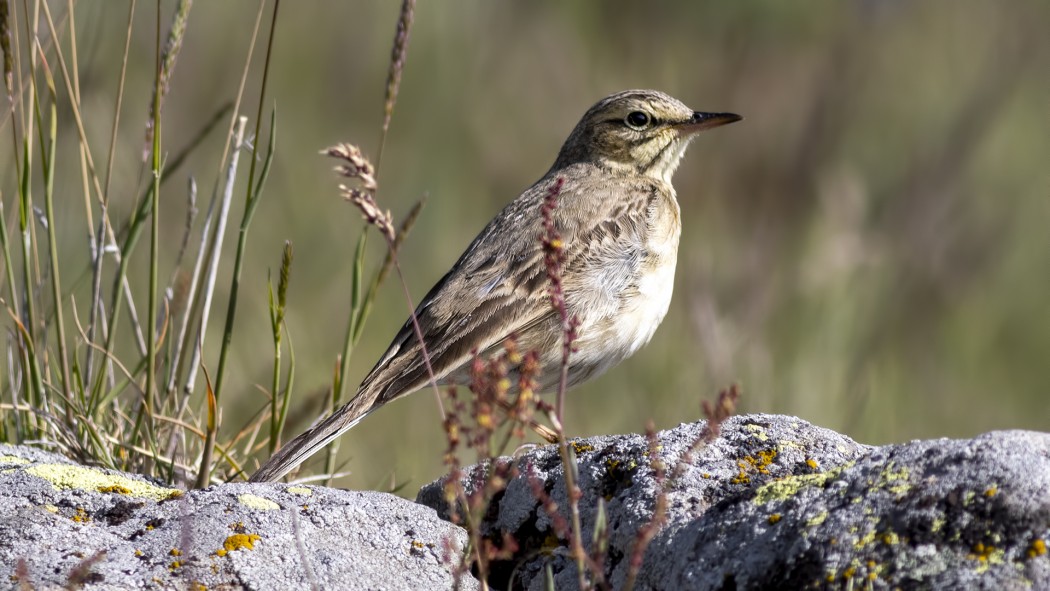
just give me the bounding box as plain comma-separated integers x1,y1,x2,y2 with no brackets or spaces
731,449,777,485
97,484,132,494
571,442,595,454
215,533,261,557
969,542,995,562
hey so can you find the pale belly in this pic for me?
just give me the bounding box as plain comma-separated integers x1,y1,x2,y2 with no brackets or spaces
620,251,677,356
563,213,681,387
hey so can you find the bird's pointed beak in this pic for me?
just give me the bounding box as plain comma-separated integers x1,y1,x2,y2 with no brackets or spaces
675,111,743,135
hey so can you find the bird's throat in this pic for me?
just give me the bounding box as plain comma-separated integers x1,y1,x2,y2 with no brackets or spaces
644,137,694,185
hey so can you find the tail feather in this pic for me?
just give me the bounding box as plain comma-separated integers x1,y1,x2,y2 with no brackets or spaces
248,392,375,483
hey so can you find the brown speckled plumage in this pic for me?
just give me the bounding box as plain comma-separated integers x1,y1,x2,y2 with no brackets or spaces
250,90,740,483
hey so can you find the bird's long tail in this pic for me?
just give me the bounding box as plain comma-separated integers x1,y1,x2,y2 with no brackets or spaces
248,391,377,483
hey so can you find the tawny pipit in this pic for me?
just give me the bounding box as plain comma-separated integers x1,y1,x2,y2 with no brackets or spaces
250,89,741,483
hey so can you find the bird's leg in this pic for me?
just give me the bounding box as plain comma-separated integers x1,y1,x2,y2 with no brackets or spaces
495,398,560,443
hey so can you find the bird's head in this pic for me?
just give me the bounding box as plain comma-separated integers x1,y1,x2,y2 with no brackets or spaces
553,89,741,184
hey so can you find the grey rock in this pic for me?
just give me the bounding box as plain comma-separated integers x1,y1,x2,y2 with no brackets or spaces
417,414,1050,591
0,444,477,590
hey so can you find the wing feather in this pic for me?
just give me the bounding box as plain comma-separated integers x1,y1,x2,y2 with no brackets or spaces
355,169,662,408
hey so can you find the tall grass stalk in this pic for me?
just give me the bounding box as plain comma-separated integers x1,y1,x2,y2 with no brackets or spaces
37,48,71,419
15,0,44,417
140,0,165,469
267,241,293,453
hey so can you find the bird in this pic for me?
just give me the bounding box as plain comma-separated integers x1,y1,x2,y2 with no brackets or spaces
249,89,741,483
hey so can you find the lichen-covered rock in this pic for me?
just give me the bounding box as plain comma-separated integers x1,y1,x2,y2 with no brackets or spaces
0,444,476,590
417,414,1050,591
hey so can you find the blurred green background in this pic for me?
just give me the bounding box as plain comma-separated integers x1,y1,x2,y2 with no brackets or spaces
3,1,1049,492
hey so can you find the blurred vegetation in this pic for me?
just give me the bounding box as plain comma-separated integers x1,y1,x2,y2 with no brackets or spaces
1,1,1048,492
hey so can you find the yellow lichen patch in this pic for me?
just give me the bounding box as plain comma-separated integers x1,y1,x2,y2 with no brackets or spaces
753,463,851,505
169,560,183,571
44,504,58,513
215,533,261,557
930,517,946,533
71,507,90,523
881,531,900,545
744,424,769,441
731,449,778,485
983,485,998,498
0,455,30,465
853,529,877,549
26,464,179,501
805,511,828,527
805,458,819,471
287,486,312,496
169,548,182,557
134,549,144,557
1028,539,1047,558
875,463,911,496
768,513,782,525
236,494,279,511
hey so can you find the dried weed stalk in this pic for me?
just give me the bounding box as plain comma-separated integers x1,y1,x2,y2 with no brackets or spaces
624,384,741,590
442,339,542,589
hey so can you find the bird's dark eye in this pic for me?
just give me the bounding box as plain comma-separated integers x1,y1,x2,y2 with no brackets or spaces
625,111,651,130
